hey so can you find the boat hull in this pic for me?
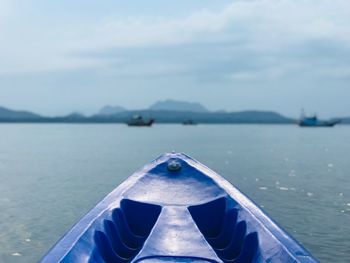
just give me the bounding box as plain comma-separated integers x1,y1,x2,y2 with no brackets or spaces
127,119,154,126
298,118,341,127
41,153,318,263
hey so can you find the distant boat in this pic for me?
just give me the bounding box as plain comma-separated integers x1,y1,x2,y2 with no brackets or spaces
182,119,197,125
299,111,340,127
127,115,154,126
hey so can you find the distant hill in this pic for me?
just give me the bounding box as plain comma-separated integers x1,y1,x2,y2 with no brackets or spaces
98,105,126,115
340,117,350,124
149,100,208,112
0,106,42,121
63,112,86,120
0,104,319,124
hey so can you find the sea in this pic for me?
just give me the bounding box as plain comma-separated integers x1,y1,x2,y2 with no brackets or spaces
0,124,349,262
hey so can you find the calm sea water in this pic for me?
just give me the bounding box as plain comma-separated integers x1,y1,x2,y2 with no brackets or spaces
0,124,349,262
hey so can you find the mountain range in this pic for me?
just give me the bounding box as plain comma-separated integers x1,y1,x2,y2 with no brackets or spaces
148,100,208,112
0,106,42,120
0,100,347,124
98,105,126,115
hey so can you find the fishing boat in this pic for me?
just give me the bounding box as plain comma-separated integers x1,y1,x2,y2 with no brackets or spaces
299,111,340,127
127,115,154,127
182,119,197,125
41,153,318,263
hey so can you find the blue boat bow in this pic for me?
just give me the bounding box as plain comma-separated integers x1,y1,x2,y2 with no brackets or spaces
41,153,318,263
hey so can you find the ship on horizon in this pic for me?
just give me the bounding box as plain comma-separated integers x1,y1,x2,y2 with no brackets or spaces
299,110,341,127
182,119,197,125
126,115,154,126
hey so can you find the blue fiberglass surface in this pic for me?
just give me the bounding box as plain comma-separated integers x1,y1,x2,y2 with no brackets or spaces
40,153,319,263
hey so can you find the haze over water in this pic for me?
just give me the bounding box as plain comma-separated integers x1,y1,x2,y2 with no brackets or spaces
0,124,349,262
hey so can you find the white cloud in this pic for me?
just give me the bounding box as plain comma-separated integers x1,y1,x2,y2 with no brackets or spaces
318,66,350,79
0,0,10,21
69,11,229,51
229,67,286,81
1,0,350,75
76,0,350,50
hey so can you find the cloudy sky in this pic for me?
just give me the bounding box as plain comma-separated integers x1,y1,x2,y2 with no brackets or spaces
0,0,349,117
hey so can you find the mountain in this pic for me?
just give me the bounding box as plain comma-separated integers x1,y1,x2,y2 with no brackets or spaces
63,112,86,120
98,105,126,115
340,117,350,124
0,106,42,121
149,100,208,112
0,104,304,124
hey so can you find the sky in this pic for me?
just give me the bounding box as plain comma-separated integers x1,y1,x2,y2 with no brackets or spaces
0,0,349,117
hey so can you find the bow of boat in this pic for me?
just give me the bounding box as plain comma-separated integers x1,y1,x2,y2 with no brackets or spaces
41,152,318,263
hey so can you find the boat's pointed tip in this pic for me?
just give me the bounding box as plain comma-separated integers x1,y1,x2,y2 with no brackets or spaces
151,152,195,170
160,152,193,161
